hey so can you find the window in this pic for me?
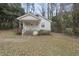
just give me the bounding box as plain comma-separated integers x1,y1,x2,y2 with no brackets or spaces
41,24,45,27
35,14,39,17
41,23,45,27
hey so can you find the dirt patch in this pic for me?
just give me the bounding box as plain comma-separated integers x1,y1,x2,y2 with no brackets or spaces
0,30,79,55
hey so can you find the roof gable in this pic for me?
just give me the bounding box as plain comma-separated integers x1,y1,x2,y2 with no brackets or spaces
17,13,40,20
17,13,52,22
37,15,52,22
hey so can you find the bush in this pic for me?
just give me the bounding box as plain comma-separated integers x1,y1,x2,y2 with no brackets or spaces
0,22,18,30
38,30,51,35
73,28,79,36
64,28,73,35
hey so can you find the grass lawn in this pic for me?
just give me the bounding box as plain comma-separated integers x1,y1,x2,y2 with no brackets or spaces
0,30,79,56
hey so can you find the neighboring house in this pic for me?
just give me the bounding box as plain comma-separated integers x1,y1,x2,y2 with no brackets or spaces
17,13,52,36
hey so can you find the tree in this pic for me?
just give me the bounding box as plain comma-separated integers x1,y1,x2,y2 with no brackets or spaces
38,3,46,17
24,3,35,13
31,3,35,13
72,3,79,35
0,3,25,29
47,3,56,19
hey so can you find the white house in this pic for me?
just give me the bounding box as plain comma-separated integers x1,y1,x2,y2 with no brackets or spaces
17,13,52,36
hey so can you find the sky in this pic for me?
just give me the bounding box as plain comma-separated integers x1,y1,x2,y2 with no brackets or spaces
21,4,47,14
21,3,57,18
21,3,72,18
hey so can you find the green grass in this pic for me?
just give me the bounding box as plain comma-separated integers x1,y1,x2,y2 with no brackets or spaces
0,30,79,56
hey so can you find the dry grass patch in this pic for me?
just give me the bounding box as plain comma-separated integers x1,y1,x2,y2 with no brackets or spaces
0,30,79,55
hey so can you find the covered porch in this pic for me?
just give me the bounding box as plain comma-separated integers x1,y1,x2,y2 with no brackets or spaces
21,20,40,36
17,13,41,36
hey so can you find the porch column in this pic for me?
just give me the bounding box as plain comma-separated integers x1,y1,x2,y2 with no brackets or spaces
22,23,26,36
19,20,21,30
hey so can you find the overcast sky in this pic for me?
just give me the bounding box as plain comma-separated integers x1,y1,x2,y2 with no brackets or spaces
21,3,57,18
21,4,47,14
21,3,72,18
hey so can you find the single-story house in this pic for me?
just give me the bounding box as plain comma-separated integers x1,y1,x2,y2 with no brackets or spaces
17,13,52,36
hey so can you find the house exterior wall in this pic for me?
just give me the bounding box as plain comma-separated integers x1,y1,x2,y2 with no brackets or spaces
38,17,51,31
20,14,51,35
23,20,51,32
17,13,52,35
20,15,39,20
23,22,40,32
22,19,51,32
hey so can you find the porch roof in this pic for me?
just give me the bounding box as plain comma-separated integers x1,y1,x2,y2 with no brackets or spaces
17,13,52,22
17,13,41,21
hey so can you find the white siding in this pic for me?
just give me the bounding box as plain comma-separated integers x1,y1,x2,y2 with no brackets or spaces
21,14,51,32
21,15,38,20
23,22,40,31
38,17,51,31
